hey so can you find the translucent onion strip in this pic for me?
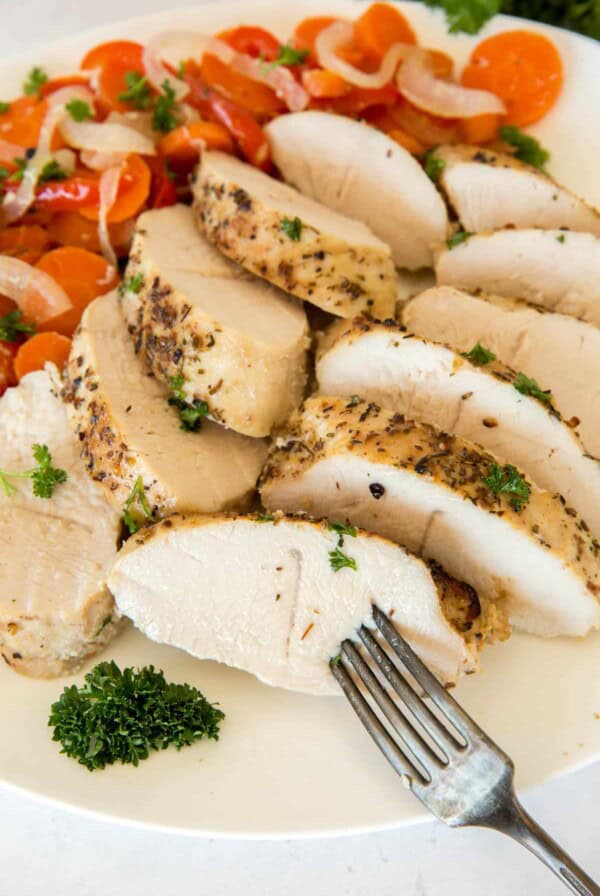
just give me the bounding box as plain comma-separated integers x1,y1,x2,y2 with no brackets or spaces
97,164,123,269
0,256,72,323
396,51,506,118
315,20,410,89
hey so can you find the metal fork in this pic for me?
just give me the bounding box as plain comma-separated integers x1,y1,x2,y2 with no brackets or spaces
331,606,600,896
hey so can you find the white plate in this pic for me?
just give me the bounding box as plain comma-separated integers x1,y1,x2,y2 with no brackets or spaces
1,0,599,839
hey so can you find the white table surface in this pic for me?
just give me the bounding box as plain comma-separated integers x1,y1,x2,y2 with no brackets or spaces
0,1,598,893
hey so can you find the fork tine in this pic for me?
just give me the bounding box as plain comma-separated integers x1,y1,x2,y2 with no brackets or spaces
373,605,486,742
342,640,447,773
359,626,463,752
330,655,428,786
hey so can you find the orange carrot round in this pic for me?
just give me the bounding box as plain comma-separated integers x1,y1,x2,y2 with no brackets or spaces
14,332,72,380
293,17,338,64
0,225,50,258
0,339,18,396
0,96,48,149
35,247,119,337
158,121,234,172
354,2,417,59
200,53,284,120
461,30,563,126
80,154,151,224
459,113,499,144
80,40,148,114
302,69,352,99
47,212,134,256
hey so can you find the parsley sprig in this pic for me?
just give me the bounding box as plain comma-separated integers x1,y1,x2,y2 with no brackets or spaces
49,661,225,771
38,159,68,184
23,66,48,97
462,343,496,366
500,125,550,171
66,98,94,122
0,443,67,499
483,463,531,511
118,273,145,297
328,519,358,573
152,81,178,133
118,70,152,109
168,375,209,432
446,230,473,250
423,148,445,182
122,475,155,534
425,0,501,34
514,371,553,406
0,309,36,343
280,216,303,241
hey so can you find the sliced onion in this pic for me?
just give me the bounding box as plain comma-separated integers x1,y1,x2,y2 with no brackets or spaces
0,256,71,323
52,148,76,176
2,86,95,225
60,118,156,155
315,20,410,89
97,164,123,268
80,149,128,171
0,138,26,163
396,51,506,118
142,32,207,100
106,110,155,141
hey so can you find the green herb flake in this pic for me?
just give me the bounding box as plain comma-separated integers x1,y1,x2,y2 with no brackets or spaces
499,125,550,171
66,98,93,122
446,230,473,250
328,520,358,540
0,102,11,115
152,81,178,134
556,233,566,243
513,371,553,406
11,157,28,183
122,475,155,535
118,273,144,297
118,70,152,110
424,0,500,33
330,654,342,667
423,148,445,182
462,342,496,366
280,216,303,241
0,443,67,499
168,375,209,432
273,44,309,67
23,66,48,97
95,615,113,638
0,309,36,342
256,513,275,523
177,60,187,79
38,159,68,184
483,462,531,511
329,546,358,573
48,660,225,771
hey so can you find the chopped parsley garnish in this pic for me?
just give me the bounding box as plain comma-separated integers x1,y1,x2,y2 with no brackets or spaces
66,98,93,122
483,462,531,511
556,233,566,243
256,513,275,523
49,661,225,771
0,102,10,114
38,159,68,184
513,371,553,406
118,273,145,297
330,654,342,667
462,343,496,366
152,81,178,133
499,125,550,171
168,374,209,432
0,309,36,342
328,520,358,540
0,443,67,499
273,44,310,67
329,546,358,573
280,216,303,241
23,66,48,97
177,60,187,79
11,157,28,183
118,70,152,110
426,0,600,38
423,148,445,182
446,230,472,250
122,475,155,535
424,0,500,33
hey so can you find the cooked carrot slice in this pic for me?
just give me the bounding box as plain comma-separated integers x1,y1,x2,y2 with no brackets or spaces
0,225,50,257
387,128,425,155
39,74,91,99
386,99,460,148
0,96,47,149
427,49,454,79
80,40,148,114
158,121,234,172
302,69,352,99
459,113,499,144
354,2,416,60
0,339,18,395
218,25,280,60
80,154,151,223
14,332,72,380
200,53,284,120
0,295,17,318
46,211,133,256
313,81,398,116
293,16,338,64
35,247,119,337
461,30,563,126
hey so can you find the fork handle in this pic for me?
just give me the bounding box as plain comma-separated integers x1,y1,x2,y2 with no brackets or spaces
493,796,600,895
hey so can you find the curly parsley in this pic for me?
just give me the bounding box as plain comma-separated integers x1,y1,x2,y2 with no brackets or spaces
280,216,303,241
152,81,178,133
0,443,67,499
514,371,553,406
118,70,152,110
0,309,36,343
23,66,48,97
66,98,94,122
483,463,531,510
38,159,68,184
328,518,358,572
462,343,496,366
168,375,209,432
49,661,225,771
423,149,445,182
499,125,550,171
118,273,145,297
122,475,155,534
446,230,473,250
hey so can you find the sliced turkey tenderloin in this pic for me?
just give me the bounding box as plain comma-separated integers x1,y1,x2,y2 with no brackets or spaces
0,369,122,678
122,204,309,437
432,144,600,235
316,318,600,538
193,151,396,319
403,286,600,456
265,112,448,269
64,291,267,518
435,229,600,326
108,512,480,694
261,397,600,637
